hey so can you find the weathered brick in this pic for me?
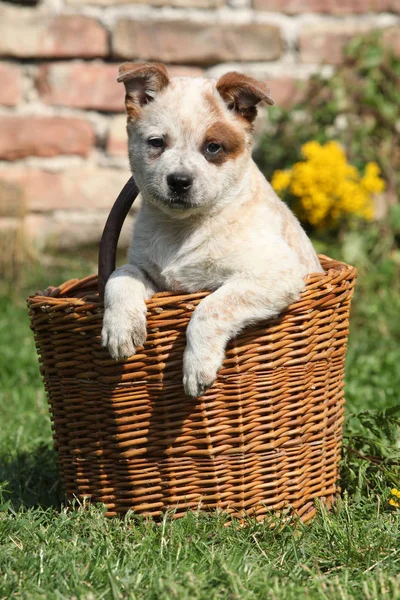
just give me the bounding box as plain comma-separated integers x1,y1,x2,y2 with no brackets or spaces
0,217,21,233
107,115,128,157
254,0,400,13
383,26,400,56
268,77,306,108
0,5,107,58
24,211,135,249
0,168,131,212
0,116,95,160
0,63,22,106
168,66,206,78
299,22,375,64
36,62,124,112
36,62,205,112
112,19,282,65
0,178,25,216
68,0,222,5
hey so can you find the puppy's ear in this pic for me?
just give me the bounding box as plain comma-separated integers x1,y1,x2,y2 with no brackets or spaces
216,72,274,124
117,62,169,121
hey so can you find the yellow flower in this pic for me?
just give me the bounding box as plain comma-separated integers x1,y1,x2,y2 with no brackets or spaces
271,170,291,193
301,140,322,160
361,162,386,194
391,488,400,498
389,498,400,508
271,141,385,229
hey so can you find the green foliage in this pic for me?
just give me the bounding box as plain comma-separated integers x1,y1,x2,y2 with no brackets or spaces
312,205,400,268
342,406,400,500
0,498,399,600
255,32,400,202
312,218,400,503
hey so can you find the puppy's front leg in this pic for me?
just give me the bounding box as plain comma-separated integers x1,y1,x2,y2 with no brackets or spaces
183,277,302,398
101,264,156,360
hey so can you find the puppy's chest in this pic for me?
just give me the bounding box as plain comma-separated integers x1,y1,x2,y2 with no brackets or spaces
139,234,232,293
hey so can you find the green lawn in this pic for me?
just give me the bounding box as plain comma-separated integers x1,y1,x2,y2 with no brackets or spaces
0,252,399,599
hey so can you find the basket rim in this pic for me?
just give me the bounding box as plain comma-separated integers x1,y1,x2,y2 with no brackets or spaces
27,254,357,310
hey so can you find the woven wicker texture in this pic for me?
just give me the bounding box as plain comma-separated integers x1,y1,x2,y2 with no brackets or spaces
28,255,356,521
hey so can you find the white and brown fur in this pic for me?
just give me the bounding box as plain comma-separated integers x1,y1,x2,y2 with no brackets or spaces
101,63,323,398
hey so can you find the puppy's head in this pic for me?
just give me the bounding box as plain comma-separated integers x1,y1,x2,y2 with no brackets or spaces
118,62,274,217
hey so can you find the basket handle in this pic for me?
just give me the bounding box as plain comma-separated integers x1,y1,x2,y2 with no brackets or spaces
98,176,139,301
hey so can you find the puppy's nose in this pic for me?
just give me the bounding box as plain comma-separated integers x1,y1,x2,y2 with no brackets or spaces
167,172,193,195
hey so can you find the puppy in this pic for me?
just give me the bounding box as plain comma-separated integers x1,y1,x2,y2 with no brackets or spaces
102,62,323,398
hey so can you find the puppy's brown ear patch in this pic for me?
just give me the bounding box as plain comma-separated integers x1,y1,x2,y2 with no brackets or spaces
216,72,274,124
117,62,169,121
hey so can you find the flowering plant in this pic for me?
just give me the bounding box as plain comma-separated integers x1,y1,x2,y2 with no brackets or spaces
389,488,400,509
271,141,385,229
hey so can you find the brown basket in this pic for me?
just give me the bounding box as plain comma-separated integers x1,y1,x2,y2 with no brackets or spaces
28,178,357,522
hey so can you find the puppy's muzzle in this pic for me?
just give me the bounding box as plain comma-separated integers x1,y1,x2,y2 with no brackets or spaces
167,172,193,195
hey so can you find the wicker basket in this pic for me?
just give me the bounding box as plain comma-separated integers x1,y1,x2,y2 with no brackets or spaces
28,178,357,522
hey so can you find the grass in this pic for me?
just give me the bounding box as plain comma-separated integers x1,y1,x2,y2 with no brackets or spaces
0,249,399,599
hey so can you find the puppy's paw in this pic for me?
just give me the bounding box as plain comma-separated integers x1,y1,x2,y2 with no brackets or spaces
182,347,222,399
101,308,147,361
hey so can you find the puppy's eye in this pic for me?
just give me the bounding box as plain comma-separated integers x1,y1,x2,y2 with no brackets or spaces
206,142,222,155
148,137,164,149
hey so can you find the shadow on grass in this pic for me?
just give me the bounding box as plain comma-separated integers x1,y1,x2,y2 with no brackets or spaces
0,443,64,510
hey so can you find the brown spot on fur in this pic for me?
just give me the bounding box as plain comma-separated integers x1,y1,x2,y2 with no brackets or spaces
117,62,169,122
203,120,245,165
216,71,274,124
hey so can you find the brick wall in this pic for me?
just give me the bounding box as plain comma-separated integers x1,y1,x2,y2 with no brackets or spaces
0,0,399,249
